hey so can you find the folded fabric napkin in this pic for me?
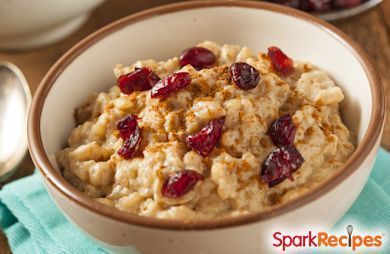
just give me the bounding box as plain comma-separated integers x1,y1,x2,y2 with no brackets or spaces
0,149,389,254
0,174,108,254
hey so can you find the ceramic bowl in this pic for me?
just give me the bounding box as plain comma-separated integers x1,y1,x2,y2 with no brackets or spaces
28,1,385,253
0,0,104,50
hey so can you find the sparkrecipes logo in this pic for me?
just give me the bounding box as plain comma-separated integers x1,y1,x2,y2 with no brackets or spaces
272,225,385,252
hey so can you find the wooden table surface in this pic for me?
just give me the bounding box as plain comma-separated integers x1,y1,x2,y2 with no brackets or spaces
0,0,389,252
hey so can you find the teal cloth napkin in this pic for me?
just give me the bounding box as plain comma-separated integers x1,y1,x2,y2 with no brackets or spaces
0,174,108,254
0,149,389,254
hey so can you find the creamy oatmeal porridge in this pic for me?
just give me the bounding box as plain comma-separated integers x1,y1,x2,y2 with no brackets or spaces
57,41,355,220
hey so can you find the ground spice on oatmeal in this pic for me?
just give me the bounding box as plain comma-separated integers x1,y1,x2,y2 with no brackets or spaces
57,41,354,219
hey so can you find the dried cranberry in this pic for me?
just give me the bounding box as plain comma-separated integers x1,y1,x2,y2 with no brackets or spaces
267,114,296,146
267,47,295,77
162,170,204,198
186,117,225,157
151,72,191,99
261,145,304,187
117,114,142,159
333,0,362,8
116,115,138,139
299,0,312,11
117,67,160,95
230,62,260,90
118,126,142,159
179,47,216,71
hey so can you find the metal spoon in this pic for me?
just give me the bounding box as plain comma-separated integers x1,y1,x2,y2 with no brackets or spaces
0,61,31,182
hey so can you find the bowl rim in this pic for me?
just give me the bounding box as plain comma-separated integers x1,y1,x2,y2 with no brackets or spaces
28,0,385,230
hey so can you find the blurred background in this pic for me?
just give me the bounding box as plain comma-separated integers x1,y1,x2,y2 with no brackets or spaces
0,0,388,252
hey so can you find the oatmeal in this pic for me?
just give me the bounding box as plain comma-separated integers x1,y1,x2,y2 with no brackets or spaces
57,41,355,220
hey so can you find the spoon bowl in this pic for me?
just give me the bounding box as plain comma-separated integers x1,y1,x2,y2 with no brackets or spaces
0,62,31,181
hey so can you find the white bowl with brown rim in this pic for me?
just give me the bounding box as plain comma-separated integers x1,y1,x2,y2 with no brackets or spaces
27,1,385,253
0,0,105,50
